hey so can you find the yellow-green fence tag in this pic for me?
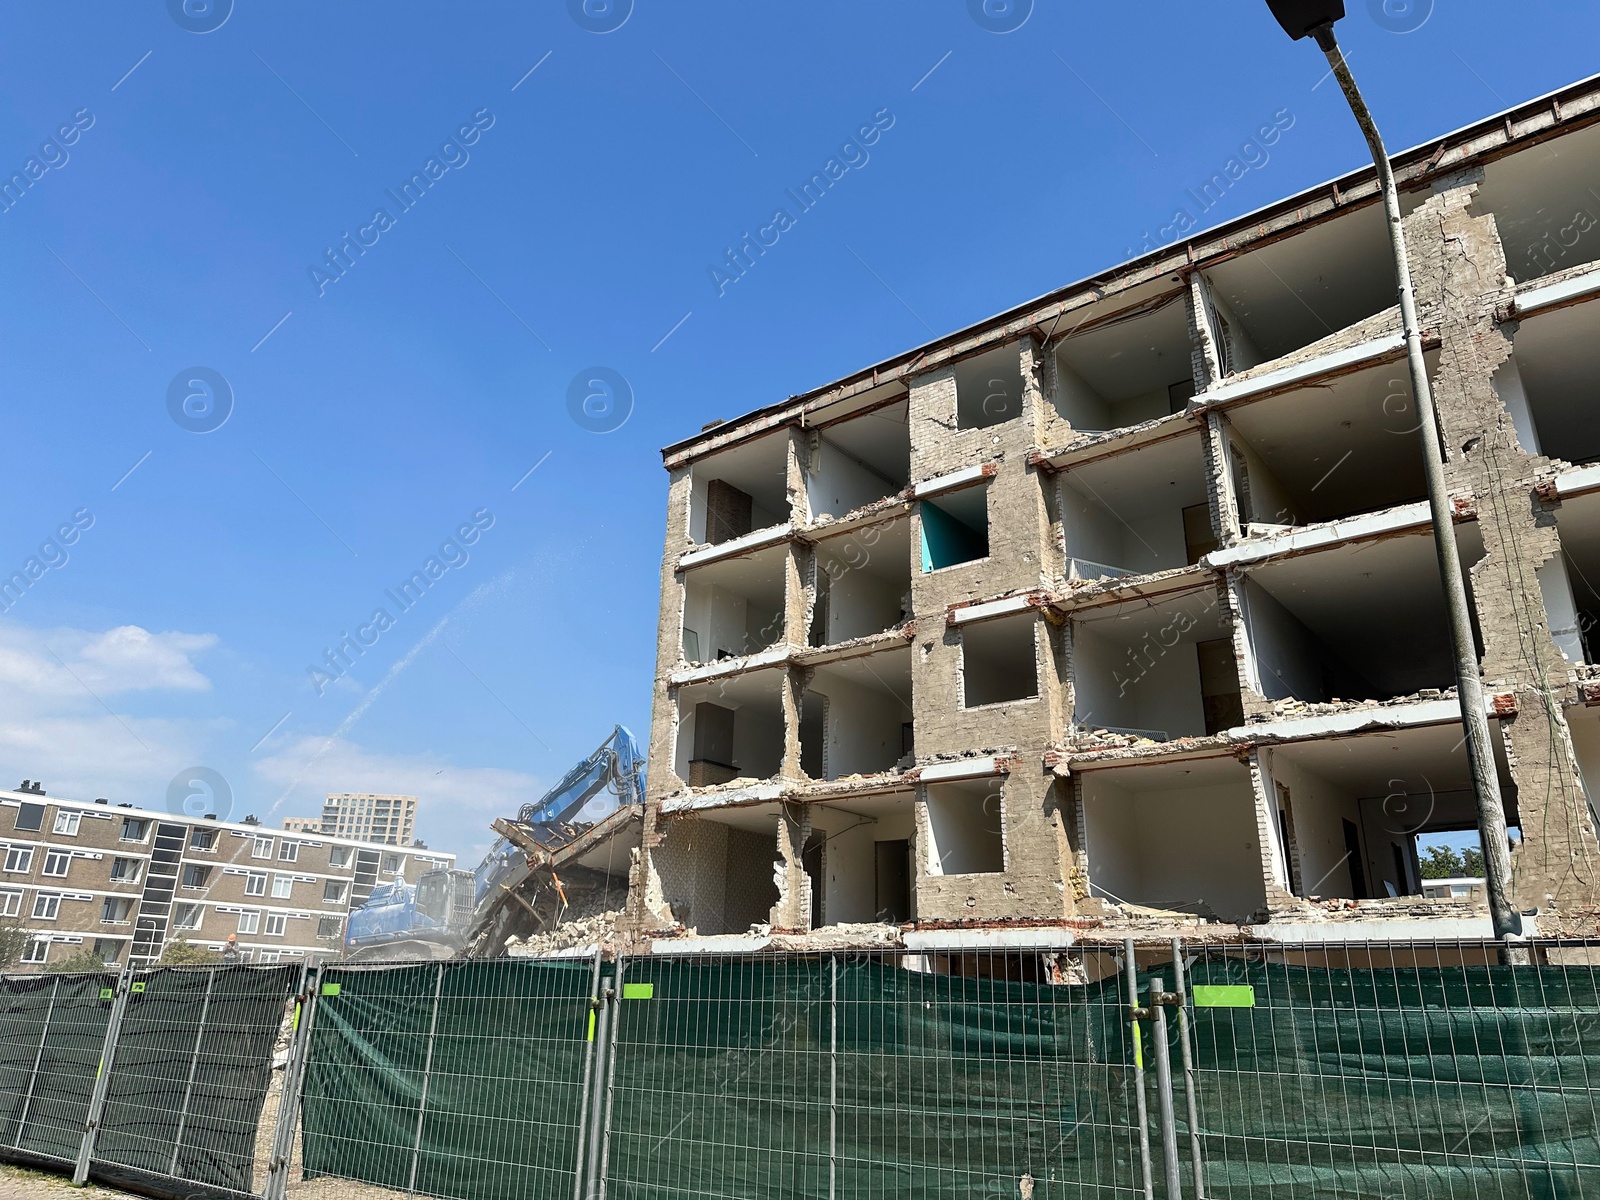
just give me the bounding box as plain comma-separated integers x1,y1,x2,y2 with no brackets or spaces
587,1010,597,1041
1193,985,1255,1008
130,982,146,994
622,983,654,1000
321,982,341,997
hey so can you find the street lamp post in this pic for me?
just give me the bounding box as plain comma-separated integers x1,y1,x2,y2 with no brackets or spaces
1263,0,1519,940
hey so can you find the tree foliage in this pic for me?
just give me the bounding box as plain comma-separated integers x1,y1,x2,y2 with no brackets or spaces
159,938,222,966
0,924,33,970
45,947,114,975
1419,844,1486,879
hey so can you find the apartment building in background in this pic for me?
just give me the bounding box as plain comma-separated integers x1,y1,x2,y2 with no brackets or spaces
282,816,322,835
0,786,453,971
318,793,419,845
627,73,1600,947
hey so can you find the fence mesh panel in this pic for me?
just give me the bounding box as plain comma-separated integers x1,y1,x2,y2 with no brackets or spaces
603,948,1141,1200
295,956,597,1200
0,970,116,1164
1155,940,1600,1199
91,963,299,1196
5,938,1599,1200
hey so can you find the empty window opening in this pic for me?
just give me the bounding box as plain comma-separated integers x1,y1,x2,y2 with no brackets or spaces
1263,721,1516,902
806,398,910,520
1552,493,1600,663
1052,290,1194,432
962,616,1038,708
681,542,787,664
1471,120,1600,282
1502,305,1600,465
810,519,912,646
1060,430,1210,579
804,794,914,926
1240,527,1481,704
924,778,1005,875
801,648,913,779
954,346,1026,430
1071,587,1229,741
688,433,789,545
1196,638,1244,734
675,672,786,786
652,813,781,936
1080,758,1264,922
1201,204,1396,369
1224,359,1434,530
920,485,989,572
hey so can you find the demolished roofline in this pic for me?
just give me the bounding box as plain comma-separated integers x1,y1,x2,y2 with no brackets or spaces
660,70,1600,469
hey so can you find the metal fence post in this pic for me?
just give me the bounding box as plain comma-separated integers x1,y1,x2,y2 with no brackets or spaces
73,962,134,1186
594,953,624,1200
264,962,319,1200
572,949,604,1200
168,966,218,1177
583,962,614,1200
1150,976,1183,1200
829,954,838,1200
11,973,60,1148
1170,940,1206,1199
405,961,447,1199
1124,939,1154,1200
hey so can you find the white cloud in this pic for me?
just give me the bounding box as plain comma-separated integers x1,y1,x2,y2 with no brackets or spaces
0,623,216,700
252,735,542,853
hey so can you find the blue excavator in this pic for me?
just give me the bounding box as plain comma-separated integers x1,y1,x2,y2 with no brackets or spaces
344,725,645,960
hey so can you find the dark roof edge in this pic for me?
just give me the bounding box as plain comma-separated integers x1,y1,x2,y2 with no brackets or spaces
661,69,1600,466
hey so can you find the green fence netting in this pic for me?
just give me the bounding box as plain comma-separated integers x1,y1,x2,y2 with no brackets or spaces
292,950,1600,1199
0,971,115,1163
1174,955,1600,1200
93,964,298,1194
300,957,596,1200
604,955,1140,1200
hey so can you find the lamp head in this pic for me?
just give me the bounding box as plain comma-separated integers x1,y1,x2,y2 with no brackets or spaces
1264,0,1345,41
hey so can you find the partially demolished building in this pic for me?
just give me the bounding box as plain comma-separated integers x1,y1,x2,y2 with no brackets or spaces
628,73,1600,950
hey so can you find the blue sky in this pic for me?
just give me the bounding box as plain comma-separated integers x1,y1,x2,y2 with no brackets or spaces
1,1,1593,863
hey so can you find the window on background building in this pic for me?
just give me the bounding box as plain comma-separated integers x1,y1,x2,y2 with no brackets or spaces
272,874,293,899
94,939,120,965
322,880,346,904
173,903,200,929
52,811,81,836
317,916,341,939
32,894,60,920
244,872,266,897
278,841,299,863
14,803,44,832
120,818,149,842
0,890,19,917
264,913,286,937
3,846,33,873
258,950,280,964
21,939,47,964
252,836,273,859
102,897,132,923
382,854,400,873
41,851,70,878
109,857,140,883
181,864,211,888
189,828,217,851
237,910,260,935
328,845,351,868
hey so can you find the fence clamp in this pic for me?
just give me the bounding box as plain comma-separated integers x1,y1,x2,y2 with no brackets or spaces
1130,990,1182,1019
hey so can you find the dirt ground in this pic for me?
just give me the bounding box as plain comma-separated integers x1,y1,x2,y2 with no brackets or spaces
0,1163,129,1198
